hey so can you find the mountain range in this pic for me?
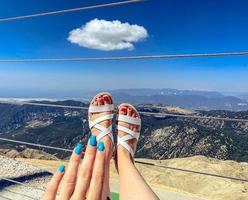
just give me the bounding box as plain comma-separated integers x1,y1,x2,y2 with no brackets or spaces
83,88,248,111
2,88,248,111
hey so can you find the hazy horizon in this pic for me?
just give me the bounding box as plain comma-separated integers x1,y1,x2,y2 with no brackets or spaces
0,87,247,99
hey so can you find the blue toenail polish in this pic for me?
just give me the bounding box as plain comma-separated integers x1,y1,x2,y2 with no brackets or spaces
89,135,97,147
74,143,83,155
98,141,105,152
58,165,65,173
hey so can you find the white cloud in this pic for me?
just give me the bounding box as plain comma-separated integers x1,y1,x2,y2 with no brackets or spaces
67,19,148,51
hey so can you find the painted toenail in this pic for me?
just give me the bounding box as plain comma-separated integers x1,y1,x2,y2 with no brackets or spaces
58,165,65,173
103,96,110,101
120,107,127,112
97,141,105,152
74,143,83,155
89,135,97,146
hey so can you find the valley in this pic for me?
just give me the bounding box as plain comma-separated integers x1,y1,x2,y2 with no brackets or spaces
0,101,248,162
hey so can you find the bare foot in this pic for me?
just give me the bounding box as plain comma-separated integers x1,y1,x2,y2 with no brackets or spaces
115,104,141,169
89,93,114,158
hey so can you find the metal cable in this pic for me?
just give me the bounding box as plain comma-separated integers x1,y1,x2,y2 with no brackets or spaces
0,138,73,153
140,111,248,123
135,161,248,182
0,177,45,192
0,0,144,23
1,52,248,62
0,194,14,200
0,138,248,182
1,100,248,123
1,188,38,200
0,100,88,110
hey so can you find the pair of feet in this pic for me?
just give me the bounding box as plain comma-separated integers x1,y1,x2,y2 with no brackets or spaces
88,93,141,199
89,93,140,161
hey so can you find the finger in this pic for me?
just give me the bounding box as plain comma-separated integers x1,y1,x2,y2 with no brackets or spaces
71,135,97,199
58,143,83,200
43,165,65,200
87,141,105,200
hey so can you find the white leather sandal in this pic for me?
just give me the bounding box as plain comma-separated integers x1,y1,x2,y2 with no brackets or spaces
117,103,141,158
88,92,115,145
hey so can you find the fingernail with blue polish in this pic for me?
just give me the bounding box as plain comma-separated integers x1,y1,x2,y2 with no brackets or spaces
89,135,97,147
74,143,83,155
58,165,65,173
98,141,105,152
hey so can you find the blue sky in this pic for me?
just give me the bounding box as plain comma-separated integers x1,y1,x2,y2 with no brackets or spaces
0,0,248,98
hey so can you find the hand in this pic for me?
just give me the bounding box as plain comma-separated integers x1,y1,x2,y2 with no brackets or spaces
43,135,106,200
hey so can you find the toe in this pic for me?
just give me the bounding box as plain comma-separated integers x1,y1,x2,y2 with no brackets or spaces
119,106,127,115
131,113,136,131
135,113,139,119
93,99,98,106
98,96,104,105
134,114,140,132
90,99,98,119
127,107,133,116
133,125,139,132
103,95,111,105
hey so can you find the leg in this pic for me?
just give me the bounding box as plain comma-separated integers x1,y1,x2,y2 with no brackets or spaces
89,94,114,200
116,105,159,200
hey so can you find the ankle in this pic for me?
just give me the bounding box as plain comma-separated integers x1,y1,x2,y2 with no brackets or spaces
117,147,134,166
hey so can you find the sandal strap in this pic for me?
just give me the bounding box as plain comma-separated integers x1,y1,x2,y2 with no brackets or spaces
118,114,141,125
117,125,140,140
117,115,141,158
89,104,114,113
88,104,114,144
94,124,114,142
89,114,114,129
117,135,134,157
